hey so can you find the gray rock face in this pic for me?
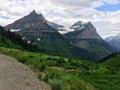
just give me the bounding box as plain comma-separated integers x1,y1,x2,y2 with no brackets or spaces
78,22,102,39
69,21,102,39
6,10,64,31
6,10,48,30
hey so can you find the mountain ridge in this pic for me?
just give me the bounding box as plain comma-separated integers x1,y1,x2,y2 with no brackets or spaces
5,10,115,61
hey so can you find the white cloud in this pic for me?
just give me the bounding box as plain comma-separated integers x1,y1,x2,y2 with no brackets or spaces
0,0,120,38
105,0,120,4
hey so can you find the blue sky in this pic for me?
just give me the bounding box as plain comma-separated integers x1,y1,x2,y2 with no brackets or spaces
96,3,120,12
0,16,10,19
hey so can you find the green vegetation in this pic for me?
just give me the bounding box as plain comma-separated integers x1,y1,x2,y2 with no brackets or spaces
0,26,41,52
18,29,73,57
17,28,107,61
0,26,120,90
0,47,120,90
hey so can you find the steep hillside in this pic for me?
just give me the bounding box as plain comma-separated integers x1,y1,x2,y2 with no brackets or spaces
0,26,40,52
0,26,22,49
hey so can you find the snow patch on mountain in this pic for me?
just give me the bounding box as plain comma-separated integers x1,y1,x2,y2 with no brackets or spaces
10,29,21,32
58,28,74,34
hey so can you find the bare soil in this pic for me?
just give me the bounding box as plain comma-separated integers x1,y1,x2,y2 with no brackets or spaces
0,54,51,90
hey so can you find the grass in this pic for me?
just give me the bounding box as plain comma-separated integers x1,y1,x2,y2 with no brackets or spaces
0,47,120,90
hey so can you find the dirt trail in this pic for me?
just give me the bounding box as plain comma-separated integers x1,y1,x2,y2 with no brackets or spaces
0,54,51,90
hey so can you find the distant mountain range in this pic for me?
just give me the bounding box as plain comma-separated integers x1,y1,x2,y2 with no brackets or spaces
105,34,120,51
5,10,116,61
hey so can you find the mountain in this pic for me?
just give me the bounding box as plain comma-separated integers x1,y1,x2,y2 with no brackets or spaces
5,10,73,57
6,10,64,31
6,10,47,30
105,34,120,51
64,21,114,61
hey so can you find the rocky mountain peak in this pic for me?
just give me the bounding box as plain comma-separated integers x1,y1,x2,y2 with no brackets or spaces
5,10,47,29
84,22,94,29
79,22,102,39
29,10,38,16
70,21,84,30
26,10,45,22
66,21,102,39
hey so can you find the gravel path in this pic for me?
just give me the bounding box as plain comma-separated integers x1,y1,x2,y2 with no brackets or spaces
0,54,51,90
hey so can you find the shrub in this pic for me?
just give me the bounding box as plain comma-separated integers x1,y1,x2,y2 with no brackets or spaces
51,79,63,90
18,56,28,63
38,72,42,80
38,63,47,72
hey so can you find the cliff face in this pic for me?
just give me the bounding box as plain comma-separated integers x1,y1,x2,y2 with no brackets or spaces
69,21,102,39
